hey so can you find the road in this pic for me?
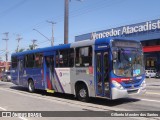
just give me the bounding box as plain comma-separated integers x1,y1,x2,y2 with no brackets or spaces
0,78,160,120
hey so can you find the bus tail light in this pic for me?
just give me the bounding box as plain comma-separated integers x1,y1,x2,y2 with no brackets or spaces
112,80,124,90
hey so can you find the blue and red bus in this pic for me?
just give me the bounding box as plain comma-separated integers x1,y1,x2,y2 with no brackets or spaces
11,38,146,101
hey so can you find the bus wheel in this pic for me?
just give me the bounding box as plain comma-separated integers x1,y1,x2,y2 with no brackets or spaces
28,79,35,93
76,84,89,102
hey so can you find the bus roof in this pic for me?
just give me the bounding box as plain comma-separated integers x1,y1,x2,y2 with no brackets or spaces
11,37,139,56
12,43,71,56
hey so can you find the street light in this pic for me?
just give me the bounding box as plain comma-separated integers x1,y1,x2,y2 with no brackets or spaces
33,29,53,46
64,0,83,44
46,20,56,46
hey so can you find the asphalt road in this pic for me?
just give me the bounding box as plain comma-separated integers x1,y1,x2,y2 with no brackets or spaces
0,78,160,120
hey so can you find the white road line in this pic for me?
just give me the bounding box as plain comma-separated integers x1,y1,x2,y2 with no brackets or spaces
0,107,6,111
0,87,127,111
0,88,151,120
146,92,160,95
141,98,160,103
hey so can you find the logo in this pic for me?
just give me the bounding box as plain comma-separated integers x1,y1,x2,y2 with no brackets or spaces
2,112,11,117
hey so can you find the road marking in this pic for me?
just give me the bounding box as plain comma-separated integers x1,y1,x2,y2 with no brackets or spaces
141,98,160,103
0,107,6,111
0,87,127,111
0,88,151,120
146,92,160,95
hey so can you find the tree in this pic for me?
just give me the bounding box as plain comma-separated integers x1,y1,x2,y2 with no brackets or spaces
15,48,25,53
19,48,25,52
27,44,37,50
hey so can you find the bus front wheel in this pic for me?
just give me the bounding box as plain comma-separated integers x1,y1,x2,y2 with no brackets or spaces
28,79,35,93
76,84,89,102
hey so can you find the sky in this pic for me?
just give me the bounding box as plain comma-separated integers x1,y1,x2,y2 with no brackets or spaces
0,0,160,61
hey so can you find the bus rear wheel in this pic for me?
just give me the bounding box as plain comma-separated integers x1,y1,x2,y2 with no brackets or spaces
76,84,89,102
28,79,35,93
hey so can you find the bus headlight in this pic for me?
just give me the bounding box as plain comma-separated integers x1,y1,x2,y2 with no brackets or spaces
112,80,124,90
140,80,146,87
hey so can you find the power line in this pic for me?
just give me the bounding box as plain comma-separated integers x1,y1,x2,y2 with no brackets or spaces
0,0,28,18
11,0,125,46
18,0,115,32
2,0,126,55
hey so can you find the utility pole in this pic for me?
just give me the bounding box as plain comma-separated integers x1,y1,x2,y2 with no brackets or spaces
64,0,69,44
64,0,82,44
16,35,22,52
2,32,9,71
47,20,56,46
31,39,37,50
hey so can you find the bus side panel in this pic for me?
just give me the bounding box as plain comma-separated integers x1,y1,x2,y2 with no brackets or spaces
54,68,71,93
70,67,95,97
23,68,45,90
22,68,34,87
33,68,45,90
11,68,19,85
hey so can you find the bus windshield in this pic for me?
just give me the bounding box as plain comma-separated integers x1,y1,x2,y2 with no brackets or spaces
112,42,144,77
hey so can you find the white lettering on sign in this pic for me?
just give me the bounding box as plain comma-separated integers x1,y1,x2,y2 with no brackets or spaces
91,20,160,40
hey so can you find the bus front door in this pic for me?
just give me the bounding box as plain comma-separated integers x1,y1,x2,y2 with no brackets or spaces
44,55,55,92
95,51,110,98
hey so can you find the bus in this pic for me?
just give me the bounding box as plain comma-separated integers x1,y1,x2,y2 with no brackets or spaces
11,37,146,101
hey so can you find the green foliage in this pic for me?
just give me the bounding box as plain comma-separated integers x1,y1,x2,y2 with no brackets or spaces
15,48,25,53
27,44,37,50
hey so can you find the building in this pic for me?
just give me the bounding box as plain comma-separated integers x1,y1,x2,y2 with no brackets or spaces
75,19,160,71
0,61,11,72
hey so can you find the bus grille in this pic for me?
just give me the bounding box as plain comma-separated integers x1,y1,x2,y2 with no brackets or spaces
122,79,142,89
127,89,138,94
123,79,141,84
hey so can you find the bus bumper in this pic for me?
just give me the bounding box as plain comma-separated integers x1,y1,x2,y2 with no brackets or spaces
111,88,128,99
111,85,146,100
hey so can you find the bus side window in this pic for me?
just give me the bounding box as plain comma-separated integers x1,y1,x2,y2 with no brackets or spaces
25,54,35,68
88,46,92,66
35,53,43,68
56,51,59,67
11,56,18,68
75,48,81,67
68,48,74,67
59,50,68,67
75,46,92,67
57,49,74,68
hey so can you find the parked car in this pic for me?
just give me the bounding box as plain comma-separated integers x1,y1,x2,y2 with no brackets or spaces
155,71,160,78
145,70,156,78
1,71,11,82
0,72,3,80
